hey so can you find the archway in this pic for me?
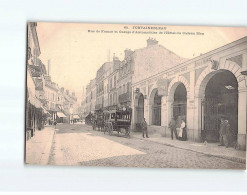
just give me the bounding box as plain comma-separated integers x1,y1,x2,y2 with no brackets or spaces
201,70,238,142
173,83,187,122
136,93,144,124
152,91,161,125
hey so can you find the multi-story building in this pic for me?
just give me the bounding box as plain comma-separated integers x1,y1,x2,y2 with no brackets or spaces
108,57,120,110
95,64,106,111
118,49,134,110
85,79,96,115
26,22,45,140
132,37,247,150
43,75,59,121
60,88,77,123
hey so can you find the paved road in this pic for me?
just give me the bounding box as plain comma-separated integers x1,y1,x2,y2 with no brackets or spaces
48,123,245,169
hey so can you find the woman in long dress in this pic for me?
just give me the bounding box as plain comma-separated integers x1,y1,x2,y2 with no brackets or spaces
178,119,186,140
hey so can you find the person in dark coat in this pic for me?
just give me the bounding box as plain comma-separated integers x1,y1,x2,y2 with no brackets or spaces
141,118,149,138
219,117,231,148
169,117,178,140
225,119,232,148
218,118,225,146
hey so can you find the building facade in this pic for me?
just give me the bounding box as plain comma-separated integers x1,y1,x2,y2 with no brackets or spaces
85,79,96,115
132,37,247,150
118,49,134,110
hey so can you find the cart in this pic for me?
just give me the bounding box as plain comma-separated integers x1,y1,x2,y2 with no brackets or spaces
103,108,132,136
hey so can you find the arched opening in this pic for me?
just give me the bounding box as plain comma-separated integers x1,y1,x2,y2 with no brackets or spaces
173,83,187,122
152,91,161,125
202,70,238,142
136,93,144,124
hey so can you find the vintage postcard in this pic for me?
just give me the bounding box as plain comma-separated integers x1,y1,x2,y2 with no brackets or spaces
25,22,247,169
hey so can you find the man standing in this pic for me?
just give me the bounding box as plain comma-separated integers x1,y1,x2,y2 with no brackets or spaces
218,118,225,146
141,118,149,138
169,117,178,140
225,119,231,148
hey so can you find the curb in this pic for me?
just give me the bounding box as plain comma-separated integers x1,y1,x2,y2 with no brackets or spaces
131,134,246,164
39,127,56,165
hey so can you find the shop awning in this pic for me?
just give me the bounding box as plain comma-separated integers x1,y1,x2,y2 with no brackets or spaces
73,114,80,119
57,112,66,118
28,93,42,108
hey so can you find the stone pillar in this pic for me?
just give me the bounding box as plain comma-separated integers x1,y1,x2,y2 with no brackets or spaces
238,87,247,150
193,97,203,142
131,101,136,130
161,96,168,137
145,98,150,125
186,69,196,141
161,96,168,127
166,100,173,127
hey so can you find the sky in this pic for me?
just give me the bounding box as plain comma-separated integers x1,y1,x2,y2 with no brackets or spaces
36,22,247,102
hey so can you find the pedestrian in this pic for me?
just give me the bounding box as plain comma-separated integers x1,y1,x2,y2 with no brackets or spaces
218,118,225,146
53,120,57,129
141,117,149,138
181,119,187,141
178,119,186,141
169,117,178,140
225,119,232,148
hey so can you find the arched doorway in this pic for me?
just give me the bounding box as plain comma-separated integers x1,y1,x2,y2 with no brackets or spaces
173,83,187,121
152,91,161,125
201,70,238,142
136,93,144,124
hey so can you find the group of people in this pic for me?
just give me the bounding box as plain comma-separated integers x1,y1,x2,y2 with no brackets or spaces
169,116,187,141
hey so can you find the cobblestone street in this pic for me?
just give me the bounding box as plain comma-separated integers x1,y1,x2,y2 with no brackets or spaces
48,123,246,169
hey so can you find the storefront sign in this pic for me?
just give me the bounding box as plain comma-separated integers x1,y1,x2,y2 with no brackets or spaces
195,57,211,67
167,66,187,76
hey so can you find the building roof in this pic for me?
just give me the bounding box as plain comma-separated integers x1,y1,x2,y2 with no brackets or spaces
133,43,188,84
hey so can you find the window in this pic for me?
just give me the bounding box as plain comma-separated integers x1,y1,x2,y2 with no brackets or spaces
114,76,116,88
123,84,126,93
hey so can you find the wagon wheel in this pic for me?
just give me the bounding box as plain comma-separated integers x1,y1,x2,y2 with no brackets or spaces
125,127,130,136
108,123,113,136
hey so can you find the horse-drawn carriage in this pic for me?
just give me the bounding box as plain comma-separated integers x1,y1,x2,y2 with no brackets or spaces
103,108,132,136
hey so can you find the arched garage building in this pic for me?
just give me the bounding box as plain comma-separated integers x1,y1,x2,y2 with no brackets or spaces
132,37,247,150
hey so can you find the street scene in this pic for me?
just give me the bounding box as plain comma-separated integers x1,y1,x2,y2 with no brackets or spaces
25,22,247,169
26,123,245,169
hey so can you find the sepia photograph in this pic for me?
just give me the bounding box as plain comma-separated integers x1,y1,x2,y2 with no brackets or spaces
25,22,247,170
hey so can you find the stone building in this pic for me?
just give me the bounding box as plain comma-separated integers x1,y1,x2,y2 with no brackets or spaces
85,78,96,115
118,49,134,110
132,37,247,150
26,22,45,140
108,57,121,110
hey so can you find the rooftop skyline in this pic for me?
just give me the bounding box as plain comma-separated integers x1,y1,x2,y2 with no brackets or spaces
36,22,247,102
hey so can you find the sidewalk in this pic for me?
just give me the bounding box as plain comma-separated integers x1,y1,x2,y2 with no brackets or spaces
25,126,55,165
131,132,246,164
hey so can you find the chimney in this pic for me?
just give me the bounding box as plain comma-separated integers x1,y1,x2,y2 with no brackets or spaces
72,92,75,96
61,87,64,92
147,37,158,47
66,89,69,95
124,49,133,58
